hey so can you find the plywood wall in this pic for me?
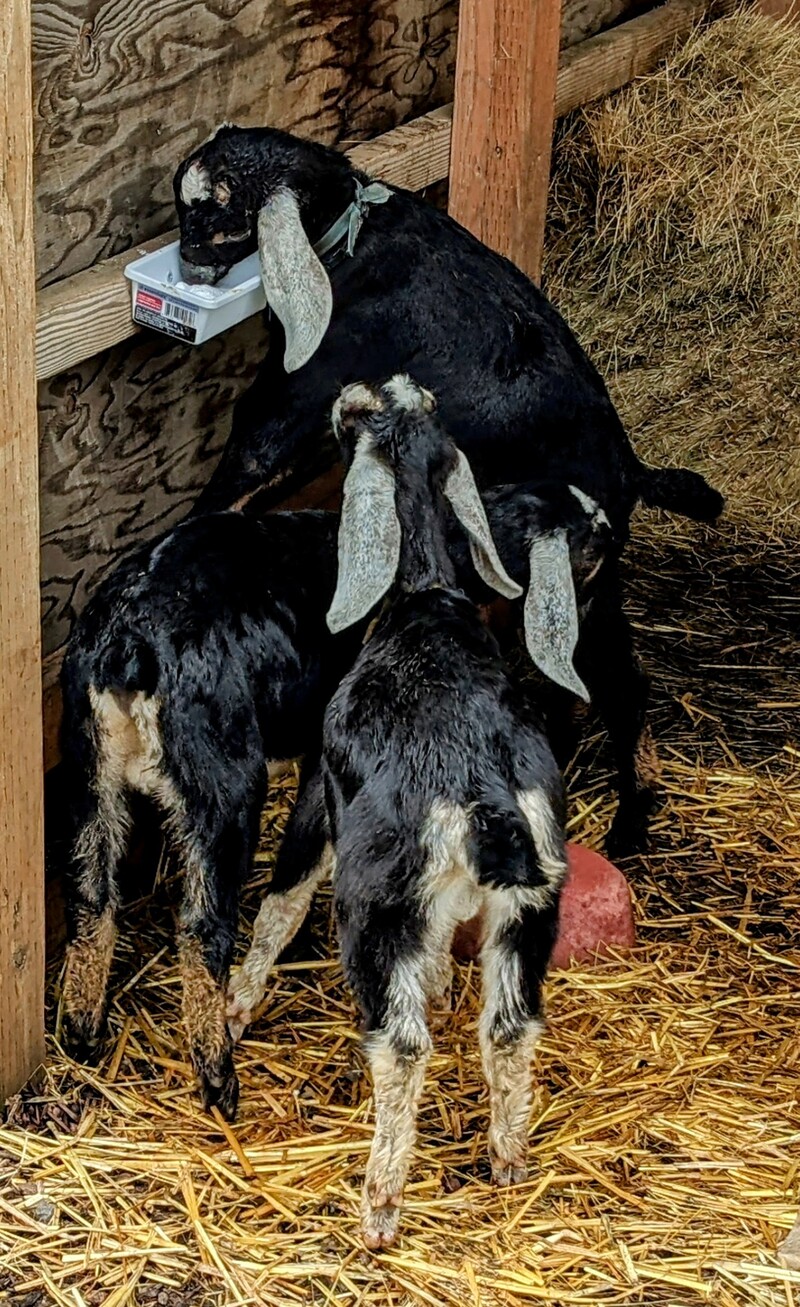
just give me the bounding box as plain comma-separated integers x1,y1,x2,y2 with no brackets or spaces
34,0,459,686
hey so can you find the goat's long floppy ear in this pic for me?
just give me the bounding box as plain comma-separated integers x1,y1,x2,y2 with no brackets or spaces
257,189,333,373
523,532,590,702
444,450,522,600
327,436,401,633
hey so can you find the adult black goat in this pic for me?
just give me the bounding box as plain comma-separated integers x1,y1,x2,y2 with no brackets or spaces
59,508,358,1120
228,375,571,1249
174,123,723,538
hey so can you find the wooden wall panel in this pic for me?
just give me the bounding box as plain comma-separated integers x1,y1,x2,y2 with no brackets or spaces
32,0,459,286
38,314,269,681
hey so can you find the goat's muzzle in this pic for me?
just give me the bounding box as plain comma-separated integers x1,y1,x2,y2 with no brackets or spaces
178,255,223,286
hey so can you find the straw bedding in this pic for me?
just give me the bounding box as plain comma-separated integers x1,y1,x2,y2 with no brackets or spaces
3,11,800,1305
544,6,800,535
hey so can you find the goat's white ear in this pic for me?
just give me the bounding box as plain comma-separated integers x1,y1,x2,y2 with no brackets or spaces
524,531,590,702
444,450,522,601
257,189,332,373
327,435,401,634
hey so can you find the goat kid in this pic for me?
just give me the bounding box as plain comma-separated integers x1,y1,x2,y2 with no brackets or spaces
173,123,723,542
449,482,659,855
226,477,642,1045
60,508,356,1120
230,376,570,1249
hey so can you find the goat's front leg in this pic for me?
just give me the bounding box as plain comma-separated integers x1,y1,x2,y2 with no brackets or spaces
227,765,332,1042
191,353,339,515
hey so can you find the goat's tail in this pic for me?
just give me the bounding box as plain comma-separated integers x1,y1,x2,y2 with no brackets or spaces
636,464,724,523
470,800,542,887
96,633,160,698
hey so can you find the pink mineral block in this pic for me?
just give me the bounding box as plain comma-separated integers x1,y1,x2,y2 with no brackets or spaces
451,842,635,966
550,842,635,969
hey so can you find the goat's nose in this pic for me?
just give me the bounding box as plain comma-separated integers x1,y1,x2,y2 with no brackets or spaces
179,252,217,285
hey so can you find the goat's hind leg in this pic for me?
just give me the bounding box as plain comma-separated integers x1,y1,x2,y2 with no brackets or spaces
479,887,558,1185
168,762,266,1121
62,756,129,1061
227,764,332,1042
338,885,432,1249
576,565,660,857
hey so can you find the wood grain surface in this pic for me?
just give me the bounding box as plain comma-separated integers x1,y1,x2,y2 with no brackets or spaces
32,0,459,287
1,0,46,1097
449,0,564,283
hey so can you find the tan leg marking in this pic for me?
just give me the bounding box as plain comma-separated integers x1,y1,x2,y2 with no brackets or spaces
634,724,662,790
179,936,230,1076
63,907,117,1044
361,1029,431,1250
227,846,333,1042
480,1014,542,1185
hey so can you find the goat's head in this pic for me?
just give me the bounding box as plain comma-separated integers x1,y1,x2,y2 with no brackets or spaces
326,376,522,634
174,124,353,370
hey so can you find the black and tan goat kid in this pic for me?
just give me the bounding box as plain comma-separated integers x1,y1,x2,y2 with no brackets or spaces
230,376,571,1249
59,508,357,1120
173,123,723,545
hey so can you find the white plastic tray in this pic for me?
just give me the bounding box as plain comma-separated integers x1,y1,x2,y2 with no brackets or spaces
124,240,266,344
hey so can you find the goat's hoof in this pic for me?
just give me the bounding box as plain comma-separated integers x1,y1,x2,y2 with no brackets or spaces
605,815,649,860
778,1218,800,1269
361,1193,402,1250
198,1055,240,1122
226,979,255,1044
63,1014,106,1064
226,1006,251,1045
491,1153,528,1187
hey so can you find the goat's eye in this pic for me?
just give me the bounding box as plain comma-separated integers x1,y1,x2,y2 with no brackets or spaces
210,228,251,245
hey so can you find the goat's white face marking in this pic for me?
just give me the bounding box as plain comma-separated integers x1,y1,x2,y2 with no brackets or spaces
180,160,212,205
384,374,436,414
332,384,384,437
568,484,610,530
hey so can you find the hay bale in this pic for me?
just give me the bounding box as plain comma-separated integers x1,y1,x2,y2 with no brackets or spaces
543,6,800,532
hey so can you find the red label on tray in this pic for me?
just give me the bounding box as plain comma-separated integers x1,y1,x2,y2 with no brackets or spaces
136,289,163,311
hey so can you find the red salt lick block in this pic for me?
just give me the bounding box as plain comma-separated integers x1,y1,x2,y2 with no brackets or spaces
451,842,635,967
551,842,635,969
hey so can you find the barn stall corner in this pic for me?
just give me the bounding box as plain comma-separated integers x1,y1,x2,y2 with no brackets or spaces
1,0,800,1303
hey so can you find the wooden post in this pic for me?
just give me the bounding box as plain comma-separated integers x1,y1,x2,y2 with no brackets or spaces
0,0,46,1098
448,0,563,283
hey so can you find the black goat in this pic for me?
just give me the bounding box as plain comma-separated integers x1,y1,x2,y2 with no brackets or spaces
173,123,723,541
59,508,357,1120
229,376,569,1249
448,481,658,855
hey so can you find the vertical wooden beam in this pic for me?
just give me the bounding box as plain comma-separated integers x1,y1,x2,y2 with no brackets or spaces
0,0,45,1098
448,0,563,283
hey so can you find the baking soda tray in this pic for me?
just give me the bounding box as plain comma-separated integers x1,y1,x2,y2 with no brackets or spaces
124,241,266,344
